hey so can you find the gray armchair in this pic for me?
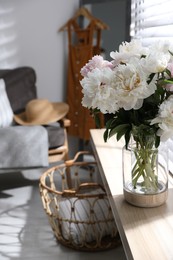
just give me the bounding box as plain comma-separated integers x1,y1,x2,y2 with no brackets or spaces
0,67,70,167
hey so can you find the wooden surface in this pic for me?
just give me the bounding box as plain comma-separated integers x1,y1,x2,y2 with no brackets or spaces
90,129,173,260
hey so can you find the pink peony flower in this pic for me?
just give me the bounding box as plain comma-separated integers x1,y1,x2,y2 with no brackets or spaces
167,62,173,75
80,55,113,77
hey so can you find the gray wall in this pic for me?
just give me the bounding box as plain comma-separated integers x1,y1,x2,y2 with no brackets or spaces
92,0,126,60
0,0,79,102
0,0,127,101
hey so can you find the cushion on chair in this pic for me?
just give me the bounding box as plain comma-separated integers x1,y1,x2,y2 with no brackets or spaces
0,67,37,114
0,79,13,127
0,125,49,169
44,124,65,149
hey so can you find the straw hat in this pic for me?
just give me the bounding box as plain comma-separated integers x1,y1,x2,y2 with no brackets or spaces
13,99,69,126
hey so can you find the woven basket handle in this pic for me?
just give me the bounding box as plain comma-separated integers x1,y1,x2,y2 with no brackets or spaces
62,182,105,197
76,182,106,193
65,151,92,166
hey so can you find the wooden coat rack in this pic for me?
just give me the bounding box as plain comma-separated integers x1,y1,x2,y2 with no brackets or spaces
59,7,109,32
59,7,107,143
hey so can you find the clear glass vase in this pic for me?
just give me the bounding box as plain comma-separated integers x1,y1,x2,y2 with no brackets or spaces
122,140,168,207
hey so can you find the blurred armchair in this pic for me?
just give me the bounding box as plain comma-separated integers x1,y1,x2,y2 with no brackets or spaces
0,66,70,167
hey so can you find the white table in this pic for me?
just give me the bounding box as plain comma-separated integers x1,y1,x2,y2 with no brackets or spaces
90,129,173,260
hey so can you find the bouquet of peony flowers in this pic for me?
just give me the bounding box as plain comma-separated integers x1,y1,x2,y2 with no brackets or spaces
80,40,173,148
80,40,173,192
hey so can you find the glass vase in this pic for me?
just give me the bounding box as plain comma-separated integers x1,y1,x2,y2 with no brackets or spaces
122,140,168,207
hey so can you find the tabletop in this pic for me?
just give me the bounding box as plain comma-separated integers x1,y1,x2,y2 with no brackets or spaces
90,129,173,260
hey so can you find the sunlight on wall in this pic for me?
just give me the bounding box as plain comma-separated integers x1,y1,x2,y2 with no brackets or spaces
0,2,19,69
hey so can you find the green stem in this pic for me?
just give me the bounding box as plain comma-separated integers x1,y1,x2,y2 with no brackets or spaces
132,146,158,192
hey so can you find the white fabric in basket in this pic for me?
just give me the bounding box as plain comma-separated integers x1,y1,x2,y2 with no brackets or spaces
59,188,117,244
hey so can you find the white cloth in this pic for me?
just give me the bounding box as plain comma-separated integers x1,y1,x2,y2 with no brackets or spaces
0,125,49,169
0,79,13,127
59,188,117,244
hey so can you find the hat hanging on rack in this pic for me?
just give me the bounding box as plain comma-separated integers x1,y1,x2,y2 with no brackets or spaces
13,99,69,126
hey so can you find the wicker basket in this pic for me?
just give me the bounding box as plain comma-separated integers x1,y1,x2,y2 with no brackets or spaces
39,151,121,251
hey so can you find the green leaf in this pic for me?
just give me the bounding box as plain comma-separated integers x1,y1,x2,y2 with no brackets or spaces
125,130,131,149
165,68,172,77
169,50,173,56
109,124,129,139
163,79,173,84
116,126,129,141
155,136,160,148
103,128,109,142
147,73,155,84
105,117,116,128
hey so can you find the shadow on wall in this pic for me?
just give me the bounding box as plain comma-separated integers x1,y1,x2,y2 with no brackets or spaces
0,1,19,69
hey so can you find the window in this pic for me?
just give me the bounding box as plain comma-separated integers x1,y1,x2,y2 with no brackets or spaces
131,0,173,45
131,0,173,173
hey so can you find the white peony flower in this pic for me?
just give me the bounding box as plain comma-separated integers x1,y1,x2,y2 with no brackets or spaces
149,40,172,55
110,39,148,67
112,61,156,110
150,95,173,141
141,51,170,73
80,67,119,113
